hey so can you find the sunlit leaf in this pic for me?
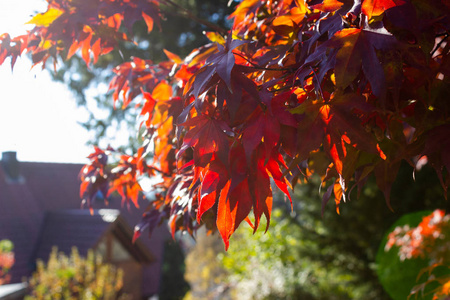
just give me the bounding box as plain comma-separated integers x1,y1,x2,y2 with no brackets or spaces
362,0,406,20
26,8,63,27
142,12,154,33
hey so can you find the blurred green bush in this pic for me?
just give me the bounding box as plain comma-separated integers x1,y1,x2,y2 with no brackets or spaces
26,247,130,300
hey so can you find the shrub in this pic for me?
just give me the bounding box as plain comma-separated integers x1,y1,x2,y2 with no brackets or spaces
26,247,130,300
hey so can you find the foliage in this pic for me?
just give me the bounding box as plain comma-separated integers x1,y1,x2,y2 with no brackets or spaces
184,164,448,299
196,180,392,300
221,208,370,300
382,210,450,300
25,247,129,300
1,0,450,248
0,240,14,285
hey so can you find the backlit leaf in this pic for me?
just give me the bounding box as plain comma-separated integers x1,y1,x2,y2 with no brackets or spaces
152,81,173,101
205,32,226,45
163,49,183,64
217,181,232,250
310,0,344,12
362,0,406,19
142,12,154,33
26,8,63,27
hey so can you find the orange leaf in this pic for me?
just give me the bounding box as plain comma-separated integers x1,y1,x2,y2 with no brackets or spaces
310,0,344,12
142,12,154,33
272,6,306,27
325,133,345,175
141,90,156,127
333,178,345,214
163,49,183,64
67,40,80,60
319,104,331,125
81,32,93,66
91,38,101,64
152,81,172,101
362,0,406,20
216,180,232,250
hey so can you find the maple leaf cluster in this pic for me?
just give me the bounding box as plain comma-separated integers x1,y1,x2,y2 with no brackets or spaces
1,0,450,248
385,210,450,299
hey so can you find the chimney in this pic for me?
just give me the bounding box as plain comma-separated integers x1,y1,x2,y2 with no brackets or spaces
1,151,21,182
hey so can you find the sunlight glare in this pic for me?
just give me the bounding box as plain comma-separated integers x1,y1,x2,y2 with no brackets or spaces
0,0,92,163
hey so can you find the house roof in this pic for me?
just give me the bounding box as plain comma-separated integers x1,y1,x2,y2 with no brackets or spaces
0,282,28,299
0,153,169,296
34,209,154,264
0,163,42,283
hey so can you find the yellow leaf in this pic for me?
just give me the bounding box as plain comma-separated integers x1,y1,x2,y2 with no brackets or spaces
38,39,53,50
204,32,225,45
330,73,336,85
26,8,64,27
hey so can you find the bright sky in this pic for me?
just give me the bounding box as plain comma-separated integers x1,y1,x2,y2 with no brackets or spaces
0,0,92,163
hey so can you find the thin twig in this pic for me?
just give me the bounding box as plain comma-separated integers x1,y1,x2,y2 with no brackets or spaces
233,52,294,71
309,66,324,101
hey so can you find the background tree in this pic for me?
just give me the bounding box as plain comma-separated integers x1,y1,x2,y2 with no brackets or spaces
0,0,449,250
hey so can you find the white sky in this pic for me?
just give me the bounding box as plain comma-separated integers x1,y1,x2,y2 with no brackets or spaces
0,0,92,163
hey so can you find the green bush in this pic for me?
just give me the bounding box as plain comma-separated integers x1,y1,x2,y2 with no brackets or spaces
26,247,130,300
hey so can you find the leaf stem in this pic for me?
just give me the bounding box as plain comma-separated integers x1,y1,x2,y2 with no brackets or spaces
309,66,325,101
233,52,294,71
